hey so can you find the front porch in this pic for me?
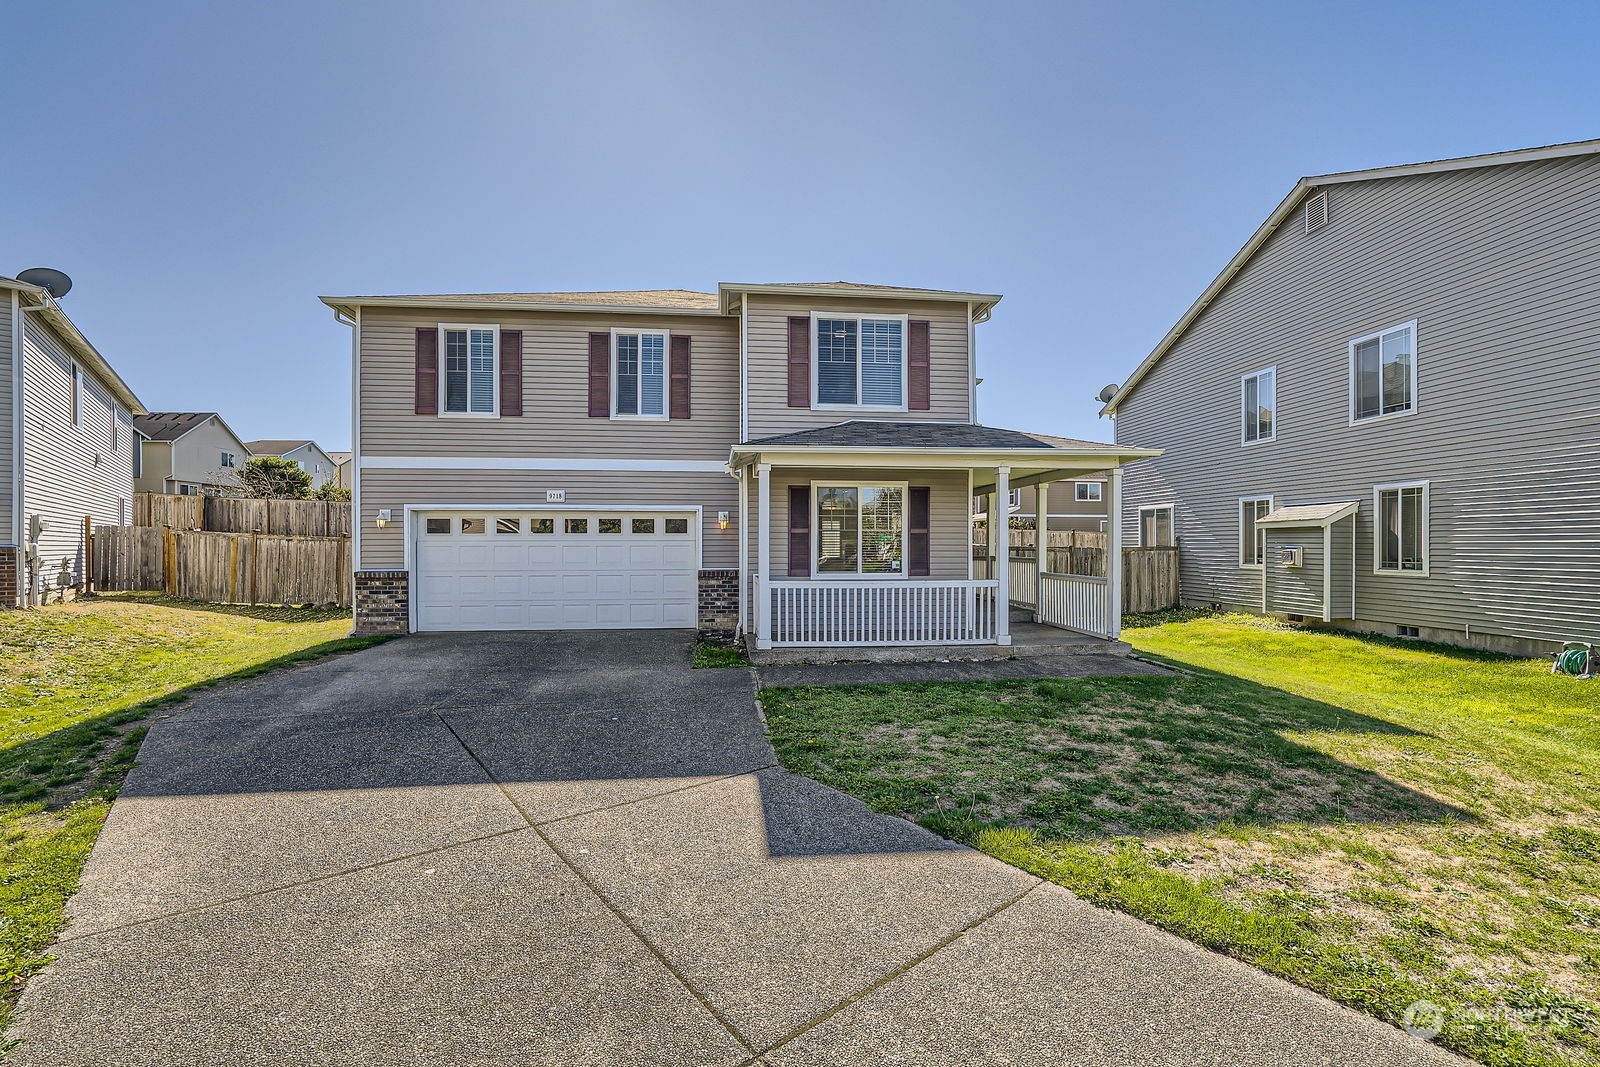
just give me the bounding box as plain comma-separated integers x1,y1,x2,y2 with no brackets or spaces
728,422,1160,659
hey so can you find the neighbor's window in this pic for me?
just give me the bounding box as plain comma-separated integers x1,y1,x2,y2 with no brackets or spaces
1376,482,1428,573
815,315,905,407
1242,367,1276,443
1007,488,1022,509
1139,506,1174,547
1075,482,1103,503
110,412,120,451
442,326,497,415
816,485,904,576
1239,496,1273,565
220,451,236,468
613,331,666,417
1351,322,1415,421
71,368,82,427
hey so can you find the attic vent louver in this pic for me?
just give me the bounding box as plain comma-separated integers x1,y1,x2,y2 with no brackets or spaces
1304,190,1329,234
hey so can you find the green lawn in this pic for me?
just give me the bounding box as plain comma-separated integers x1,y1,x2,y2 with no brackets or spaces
0,593,383,1041
763,612,1600,1067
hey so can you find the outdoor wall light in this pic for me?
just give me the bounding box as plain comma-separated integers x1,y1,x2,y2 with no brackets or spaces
717,510,730,530
375,508,392,528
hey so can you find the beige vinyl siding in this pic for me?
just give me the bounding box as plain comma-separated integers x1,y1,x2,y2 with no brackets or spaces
133,439,174,494
21,315,135,584
359,307,738,460
744,295,972,439
0,292,13,543
1263,529,1325,618
358,468,739,570
1115,153,1600,650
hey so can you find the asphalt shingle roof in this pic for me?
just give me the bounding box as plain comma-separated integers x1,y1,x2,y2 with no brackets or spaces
133,413,219,442
743,421,1118,451
245,440,313,456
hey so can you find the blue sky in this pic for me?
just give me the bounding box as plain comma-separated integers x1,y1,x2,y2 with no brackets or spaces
5,1,1596,449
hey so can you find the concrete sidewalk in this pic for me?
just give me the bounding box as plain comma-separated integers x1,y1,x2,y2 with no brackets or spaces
13,631,1461,1066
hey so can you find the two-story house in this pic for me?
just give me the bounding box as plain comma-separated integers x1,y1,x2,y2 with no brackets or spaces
133,412,250,495
973,475,1110,534
244,439,339,489
325,282,1157,650
2,272,144,605
1105,139,1600,655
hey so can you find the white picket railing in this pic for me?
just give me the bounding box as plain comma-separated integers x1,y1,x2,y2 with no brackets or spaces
767,580,1000,646
1038,572,1112,638
1008,556,1038,609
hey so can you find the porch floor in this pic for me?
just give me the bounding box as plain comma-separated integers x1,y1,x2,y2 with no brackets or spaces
746,610,1131,667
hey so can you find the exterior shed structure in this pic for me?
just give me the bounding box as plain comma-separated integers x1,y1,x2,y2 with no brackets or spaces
1258,502,1357,623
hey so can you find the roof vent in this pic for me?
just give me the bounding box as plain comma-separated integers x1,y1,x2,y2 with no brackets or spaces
1303,191,1329,234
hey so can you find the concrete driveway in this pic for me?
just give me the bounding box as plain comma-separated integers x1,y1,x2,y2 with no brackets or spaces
14,631,1460,1066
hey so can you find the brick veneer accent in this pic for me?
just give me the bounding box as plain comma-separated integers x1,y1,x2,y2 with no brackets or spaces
0,547,18,609
354,570,410,635
697,569,739,633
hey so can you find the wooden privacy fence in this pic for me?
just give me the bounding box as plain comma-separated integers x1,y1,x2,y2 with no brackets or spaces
134,492,352,537
93,526,351,607
975,545,1180,614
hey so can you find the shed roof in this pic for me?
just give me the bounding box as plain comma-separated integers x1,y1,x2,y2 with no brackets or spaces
1257,501,1360,527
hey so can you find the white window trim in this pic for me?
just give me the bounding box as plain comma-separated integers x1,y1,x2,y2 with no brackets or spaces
810,480,910,580
1238,495,1273,568
810,311,910,412
437,323,500,419
1240,365,1277,446
72,366,82,428
1007,488,1022,509
609,328,670,422
1075,481,1103,502
1348,319,1419,426
1137,504,1175,548
1372,480,1430,577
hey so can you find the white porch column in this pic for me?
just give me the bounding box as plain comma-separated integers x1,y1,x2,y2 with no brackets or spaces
1035,481,1046,622
756,463,773,650
995,465,1011,646
736,468,748,637
1108,466,1123,639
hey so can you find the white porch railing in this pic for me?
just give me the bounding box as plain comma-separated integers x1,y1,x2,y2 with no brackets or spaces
1038,572,1112,638
767,579,1000,646
1008,556,1038,609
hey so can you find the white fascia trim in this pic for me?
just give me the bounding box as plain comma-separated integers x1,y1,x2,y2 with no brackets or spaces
361,456,729,473
320,296,723,318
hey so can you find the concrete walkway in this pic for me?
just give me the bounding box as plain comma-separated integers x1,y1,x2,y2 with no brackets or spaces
15,631,1460,1066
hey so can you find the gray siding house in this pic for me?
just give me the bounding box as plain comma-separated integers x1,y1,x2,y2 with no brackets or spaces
244,439,339,489
134,412,251,495
973,475,1109,533
1104,139,1600,655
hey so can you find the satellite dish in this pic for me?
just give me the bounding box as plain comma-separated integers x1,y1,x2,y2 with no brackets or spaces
1095,383,1120,404
16,267,72,300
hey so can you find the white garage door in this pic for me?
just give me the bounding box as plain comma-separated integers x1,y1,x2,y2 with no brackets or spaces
414,510,698,632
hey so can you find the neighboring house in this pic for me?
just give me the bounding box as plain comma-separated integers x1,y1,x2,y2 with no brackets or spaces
133,412,250,495
324,283,1157,646
973,474,1109,533
244,439,339,489
1,274,145,605
1104,138,1600,656
328,451,353,489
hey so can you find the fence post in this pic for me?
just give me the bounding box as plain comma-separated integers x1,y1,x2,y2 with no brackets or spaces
163,528,177,596
83,515,94,594
249,531,259,605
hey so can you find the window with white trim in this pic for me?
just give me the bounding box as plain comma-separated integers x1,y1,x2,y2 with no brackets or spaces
442,326,497,415
815,314,905,408
71,367,82,427
1139,505,1174,547
816,484,905,576
1075,481,1103,502
1376,482,1428,573
1007,488,1022,509
1351,322,1415,421
1241,367,1275,444
613,330,667,417
110,411,120,451
1239,495,1273,566
220,451,236,468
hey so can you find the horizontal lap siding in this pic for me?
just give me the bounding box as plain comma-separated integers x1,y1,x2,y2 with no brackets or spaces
358,468,739,570
744,295,972,439
1116,154,1600,648
0,295,12,542
359,308,738,459
1263,529,1324,617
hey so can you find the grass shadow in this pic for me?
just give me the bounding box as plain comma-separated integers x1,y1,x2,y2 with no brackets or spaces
84,592,352,625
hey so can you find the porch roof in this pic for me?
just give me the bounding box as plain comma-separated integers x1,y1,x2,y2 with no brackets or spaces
731,421,1160,489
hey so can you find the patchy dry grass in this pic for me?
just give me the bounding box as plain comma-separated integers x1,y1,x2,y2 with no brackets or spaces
764,613,1600,1066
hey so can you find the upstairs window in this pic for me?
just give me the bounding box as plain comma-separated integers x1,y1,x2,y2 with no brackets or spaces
613,330,667,418
1239,495,1273,566
1351,321,1416,422
442,326,498,415
1376,481,1428,573
815,314,905,408
220,451,236,468
72,367,82,427
1075,482,1103,502
1241,367,1276,444
1008,488,1022,509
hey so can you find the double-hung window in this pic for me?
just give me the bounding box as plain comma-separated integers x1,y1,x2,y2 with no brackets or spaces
1239,495,1273,566
613,330,667,418
442,325,498,415
1140,505,1174,547
1075,481,1103,502
1241,367,1276,444
1375,481,1428,574
815,484,905,576
815,314,906,408
1350,321,1416,422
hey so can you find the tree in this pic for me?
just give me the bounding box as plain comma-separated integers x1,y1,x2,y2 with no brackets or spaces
313,483,351,502
236,455,312,499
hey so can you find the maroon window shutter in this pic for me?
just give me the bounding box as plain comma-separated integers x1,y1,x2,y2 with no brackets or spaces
787,316,811,407
414,328,439,415
908,320,931,411
587,332,610,417
787,485,811,577
499,330,523,416
669,334,692,419
908,486,931,576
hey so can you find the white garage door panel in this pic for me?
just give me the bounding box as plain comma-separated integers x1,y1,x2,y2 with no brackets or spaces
414,510,698,632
